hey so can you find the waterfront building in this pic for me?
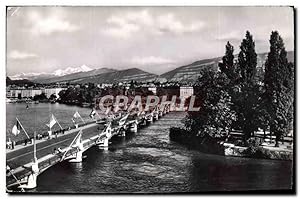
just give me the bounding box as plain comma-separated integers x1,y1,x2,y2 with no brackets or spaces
22,89,42,98
148,87,157,95
6,87,65,99
7,89,43,99
43,88,65,98
180,86,194,99
7,89,22,98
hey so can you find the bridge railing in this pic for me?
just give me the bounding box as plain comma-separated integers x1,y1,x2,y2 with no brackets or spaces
7,120,101,149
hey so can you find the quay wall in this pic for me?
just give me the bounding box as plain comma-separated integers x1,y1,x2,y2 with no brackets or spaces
169,127,293,161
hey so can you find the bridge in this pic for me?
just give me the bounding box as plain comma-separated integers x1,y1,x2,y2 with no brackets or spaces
6,104,173,192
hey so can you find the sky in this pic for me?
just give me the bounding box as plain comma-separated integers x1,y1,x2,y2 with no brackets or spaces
6,6,294,76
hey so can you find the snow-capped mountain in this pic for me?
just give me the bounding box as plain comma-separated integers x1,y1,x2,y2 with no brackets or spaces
9,72,48,80
53,65,93,76
9,65,93,80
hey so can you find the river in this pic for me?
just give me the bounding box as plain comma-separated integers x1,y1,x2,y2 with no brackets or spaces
13,108,291,193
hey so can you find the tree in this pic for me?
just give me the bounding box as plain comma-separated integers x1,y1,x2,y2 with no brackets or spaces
238,31,257,86
232,31,259,140
264,31,294,146
218,41,236,81
33,93,47,101
183,69,236,137
49,94,57,101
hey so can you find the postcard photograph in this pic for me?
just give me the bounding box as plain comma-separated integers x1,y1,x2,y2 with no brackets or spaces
5,6,295,194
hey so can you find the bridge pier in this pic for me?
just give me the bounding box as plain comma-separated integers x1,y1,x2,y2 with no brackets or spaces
130,121,138,133
154,113,159,121
48,130,52,139
117,127,126,137
97,124,112,150
159,111,163,118
18,159,39,189
121,129,126,137
142,118,147,126
69,143,84,163
97,137,109,150
146,114,153,124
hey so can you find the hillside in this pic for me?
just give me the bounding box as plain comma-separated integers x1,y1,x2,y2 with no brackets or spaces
160,57,221,82
65,68,158,84
18,51,294,85
35,68,116,84
160,51,294,82
6,77,35,86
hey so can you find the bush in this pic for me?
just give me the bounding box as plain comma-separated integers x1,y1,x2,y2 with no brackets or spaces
246,137,262,147
243,146,271,159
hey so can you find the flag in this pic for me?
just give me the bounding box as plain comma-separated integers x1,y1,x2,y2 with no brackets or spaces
12,120,21,136
47,114,57,129
73,111,81,119
89,109,96,119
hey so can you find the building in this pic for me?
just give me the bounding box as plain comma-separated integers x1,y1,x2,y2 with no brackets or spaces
43,88,65,98
180,86,194,99
22,89,42,98
6,87,65,99
7,89,43,98
148,87,157,95
7,89,22,98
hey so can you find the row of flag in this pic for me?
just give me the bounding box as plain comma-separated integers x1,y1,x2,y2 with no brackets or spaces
11,109,99,137
11,108,131,137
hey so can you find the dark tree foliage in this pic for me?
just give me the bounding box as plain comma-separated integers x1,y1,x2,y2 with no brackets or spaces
49,94,57,101
184,69,236,137
230,31,260,140
218,41,236,81
58,85,102,105
238,31,257,86
183,30,294,147
264,31,294,146
33,93,48,101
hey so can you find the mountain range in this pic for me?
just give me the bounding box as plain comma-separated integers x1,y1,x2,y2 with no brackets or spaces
8,51,294,85
9,65,94,81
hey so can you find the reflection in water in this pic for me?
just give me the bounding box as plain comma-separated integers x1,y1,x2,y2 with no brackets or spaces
34,112,292,193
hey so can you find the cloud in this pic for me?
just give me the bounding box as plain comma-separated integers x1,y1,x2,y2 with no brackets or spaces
104,10,205,38
9,50,38,59
156,13,205,35
105,21,140,39
130,56,174,65
28,11,79,35
216,31,243,42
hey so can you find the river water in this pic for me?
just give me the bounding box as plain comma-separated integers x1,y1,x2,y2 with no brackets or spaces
7,104,293,193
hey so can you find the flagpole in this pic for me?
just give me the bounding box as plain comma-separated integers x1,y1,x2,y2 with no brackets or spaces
53,114,63,130
49,113,51,132
80,116,85,124
33,131,37,162
16,117,30,139
7,166,25,192
60,130,82,161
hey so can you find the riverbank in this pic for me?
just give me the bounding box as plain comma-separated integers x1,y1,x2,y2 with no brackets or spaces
169,127,293,161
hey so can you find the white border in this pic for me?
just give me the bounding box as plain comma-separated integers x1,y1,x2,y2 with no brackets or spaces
0,0,298,199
